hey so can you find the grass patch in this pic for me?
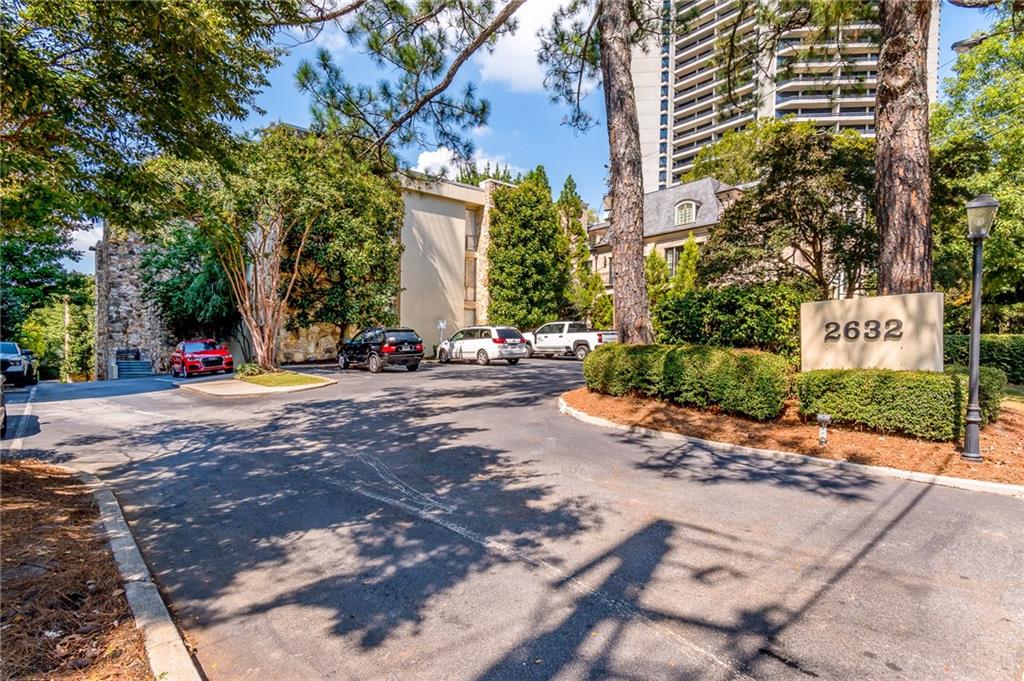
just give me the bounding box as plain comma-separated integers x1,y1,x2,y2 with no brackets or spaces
1006,383,1024,403
237,371,328,388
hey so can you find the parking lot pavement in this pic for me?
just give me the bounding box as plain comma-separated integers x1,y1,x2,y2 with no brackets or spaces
6,361,1024,680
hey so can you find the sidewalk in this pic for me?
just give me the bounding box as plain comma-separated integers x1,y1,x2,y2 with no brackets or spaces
178,376,334,398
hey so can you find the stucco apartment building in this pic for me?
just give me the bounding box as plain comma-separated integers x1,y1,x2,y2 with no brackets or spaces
95,176,505,378
588,177,742,291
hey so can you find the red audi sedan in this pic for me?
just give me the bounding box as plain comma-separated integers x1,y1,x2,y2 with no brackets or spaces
170,339,233,378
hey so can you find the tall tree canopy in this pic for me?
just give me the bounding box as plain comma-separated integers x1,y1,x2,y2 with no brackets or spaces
700,122,877,299
140,226,240,343
487,166,571,330
931,16,1024,330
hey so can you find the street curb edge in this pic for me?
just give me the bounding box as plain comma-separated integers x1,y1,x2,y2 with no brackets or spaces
78,472,203,681
558,396,1024,500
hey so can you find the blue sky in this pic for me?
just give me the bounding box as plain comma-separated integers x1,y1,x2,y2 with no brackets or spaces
68,0,997,273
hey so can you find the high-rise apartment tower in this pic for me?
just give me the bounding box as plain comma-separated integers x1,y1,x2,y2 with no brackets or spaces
633,0,941,191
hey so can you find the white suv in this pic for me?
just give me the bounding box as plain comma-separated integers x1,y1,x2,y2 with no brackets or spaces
437,326,529,365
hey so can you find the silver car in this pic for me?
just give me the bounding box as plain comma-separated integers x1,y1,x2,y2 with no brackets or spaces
437,326,529,365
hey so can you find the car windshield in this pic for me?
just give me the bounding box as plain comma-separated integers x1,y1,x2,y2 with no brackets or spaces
496,328,523,339
386,330,421,343
184,341,219,352
0,342,17,354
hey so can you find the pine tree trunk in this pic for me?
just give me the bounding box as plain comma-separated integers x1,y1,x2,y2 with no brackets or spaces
599,0,654,344
876,0,933,295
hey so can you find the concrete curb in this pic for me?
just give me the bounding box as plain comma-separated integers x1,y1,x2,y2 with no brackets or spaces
179,376,336,398
558,396,1024,500
78,472,202,681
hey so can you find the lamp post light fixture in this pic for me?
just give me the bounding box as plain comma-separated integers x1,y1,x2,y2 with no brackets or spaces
816,413,831,447
962,194,1000,462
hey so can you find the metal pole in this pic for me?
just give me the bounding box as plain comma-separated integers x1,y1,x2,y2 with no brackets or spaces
962,234,985,462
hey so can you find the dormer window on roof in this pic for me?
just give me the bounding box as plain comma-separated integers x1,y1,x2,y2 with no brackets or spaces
675,200,697,226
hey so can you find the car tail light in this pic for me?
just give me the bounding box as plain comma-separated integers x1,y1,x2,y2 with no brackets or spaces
381,344,396,354
597,333,603,343
415,343,424,352
492,337,506,344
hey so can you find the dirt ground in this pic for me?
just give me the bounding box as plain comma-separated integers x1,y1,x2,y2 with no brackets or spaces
1,460,151,680
563,388,1024,486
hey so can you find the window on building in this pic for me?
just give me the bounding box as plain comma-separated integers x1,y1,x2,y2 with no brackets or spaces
659,170,667,182
465,209,479,251
674,200,697,226
664,244,697,276
660,113,668,125
661,72,669,83
661,85,669,97
464,257,476,301
463,308,476,328
659,142,667,153
659,156,667,167
660,128,668,139
660,100,668,111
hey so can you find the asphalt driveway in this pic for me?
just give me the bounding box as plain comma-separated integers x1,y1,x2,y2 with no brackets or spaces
3,362,1023,680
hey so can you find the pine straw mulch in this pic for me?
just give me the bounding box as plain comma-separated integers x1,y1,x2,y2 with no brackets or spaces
563,388,1024,486
1,460,152,681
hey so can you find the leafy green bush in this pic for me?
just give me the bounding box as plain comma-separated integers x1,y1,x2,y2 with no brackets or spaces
656,284,812,357
235,362,265,377
944,334,1024,384
796,365,1007,441
582,343,790,421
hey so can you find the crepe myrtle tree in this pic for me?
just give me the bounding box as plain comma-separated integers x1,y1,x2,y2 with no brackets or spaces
156,126,392,371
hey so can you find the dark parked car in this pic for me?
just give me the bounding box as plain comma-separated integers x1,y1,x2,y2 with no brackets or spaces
338,327,424,373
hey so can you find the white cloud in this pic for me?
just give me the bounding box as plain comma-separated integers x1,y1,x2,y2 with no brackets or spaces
413,146,523,177
475,2,560,92
63,224,104,275
472,125,492,138
414,147,459,175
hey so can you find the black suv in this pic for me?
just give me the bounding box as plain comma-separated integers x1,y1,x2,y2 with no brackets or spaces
338,327,424,373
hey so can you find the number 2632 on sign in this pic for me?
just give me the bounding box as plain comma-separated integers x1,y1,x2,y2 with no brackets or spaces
823,319,903,342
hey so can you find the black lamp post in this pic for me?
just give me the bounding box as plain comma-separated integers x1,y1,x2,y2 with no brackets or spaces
962,194,999,462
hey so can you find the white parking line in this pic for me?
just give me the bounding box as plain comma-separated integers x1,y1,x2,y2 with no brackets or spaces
9,385,37,452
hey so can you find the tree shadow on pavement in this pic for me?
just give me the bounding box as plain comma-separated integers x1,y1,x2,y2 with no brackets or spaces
628,437,879,502
47,364,603,658
473,479,939,680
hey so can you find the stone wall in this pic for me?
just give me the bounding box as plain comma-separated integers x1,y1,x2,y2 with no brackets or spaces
94,230,173,379
277,321,341,364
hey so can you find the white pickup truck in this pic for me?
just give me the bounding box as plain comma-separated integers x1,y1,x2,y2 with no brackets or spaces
523,321,617,360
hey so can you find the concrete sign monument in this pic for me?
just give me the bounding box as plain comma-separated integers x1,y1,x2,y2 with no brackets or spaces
800,292,944,372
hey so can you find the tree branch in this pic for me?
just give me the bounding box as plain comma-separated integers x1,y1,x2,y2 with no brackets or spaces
369,0,526,153
261,0,368,27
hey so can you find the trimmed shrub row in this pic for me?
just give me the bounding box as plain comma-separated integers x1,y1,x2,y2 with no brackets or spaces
796,365,1007,441
944,334,1024,384
582,343,790,421
656,284,813,357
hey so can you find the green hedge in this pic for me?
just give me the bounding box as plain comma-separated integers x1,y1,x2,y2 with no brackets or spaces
796,365,1007,441
582,343,790,421
656,284,812,357
944,334,1024,384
